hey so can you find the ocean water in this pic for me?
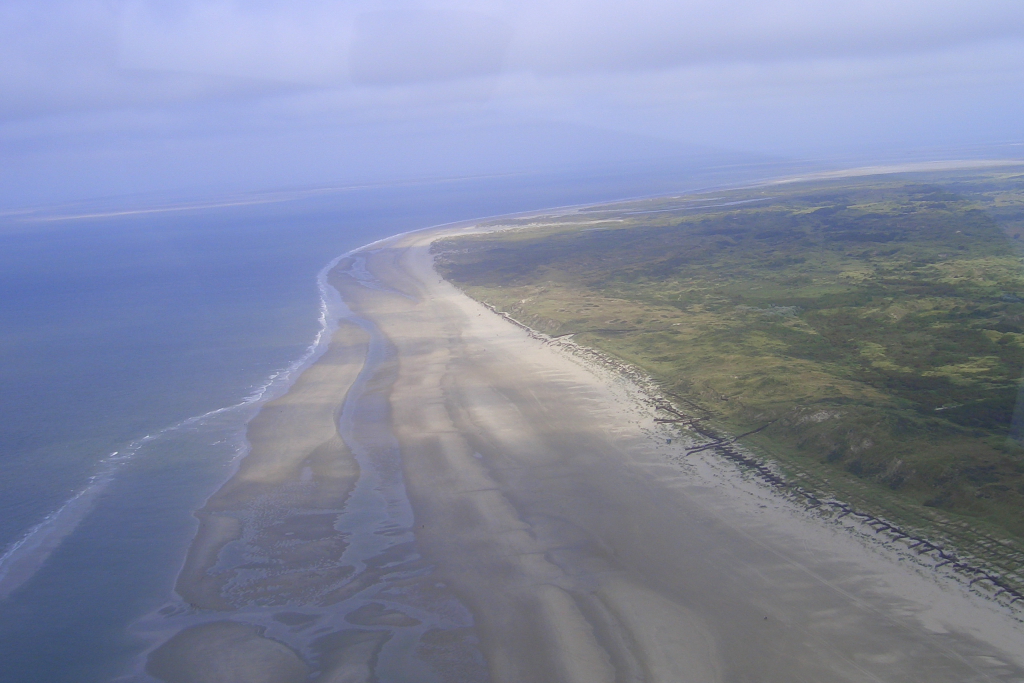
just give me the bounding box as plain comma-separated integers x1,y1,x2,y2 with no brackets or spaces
0,165,766,681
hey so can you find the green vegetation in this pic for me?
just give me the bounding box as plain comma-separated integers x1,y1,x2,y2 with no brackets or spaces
434,168,1024,576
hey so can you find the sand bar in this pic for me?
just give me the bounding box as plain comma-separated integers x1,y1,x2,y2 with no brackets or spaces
152,220,1024,682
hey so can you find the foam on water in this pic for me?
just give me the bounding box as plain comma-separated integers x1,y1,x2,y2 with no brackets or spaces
0,245,359,602
121,246,478,683
0,159,802,682
0,195,654,604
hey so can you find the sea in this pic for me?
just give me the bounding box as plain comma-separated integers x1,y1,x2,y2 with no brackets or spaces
0,165,768,681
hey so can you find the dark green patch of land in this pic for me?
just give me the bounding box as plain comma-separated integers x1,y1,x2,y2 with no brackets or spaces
434,167,1024,579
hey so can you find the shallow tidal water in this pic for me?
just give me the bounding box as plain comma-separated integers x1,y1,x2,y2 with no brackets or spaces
0,164,766,682
133,273,484,682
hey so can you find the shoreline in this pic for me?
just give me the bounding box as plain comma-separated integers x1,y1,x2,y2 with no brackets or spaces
137,159,1024,681
479,304,1024,613
149,210,1024,681
9,158,1021,609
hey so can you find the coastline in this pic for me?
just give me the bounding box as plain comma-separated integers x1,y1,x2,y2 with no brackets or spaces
484,307,1024,610
0,238,352,605
174,317,369,611
149,211,1024,682
9,159,1021,611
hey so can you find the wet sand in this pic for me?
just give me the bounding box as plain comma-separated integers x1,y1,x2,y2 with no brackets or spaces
150,222,1024,682
175,318,369,612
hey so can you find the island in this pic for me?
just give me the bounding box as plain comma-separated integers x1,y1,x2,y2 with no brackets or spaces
148,165,1024,683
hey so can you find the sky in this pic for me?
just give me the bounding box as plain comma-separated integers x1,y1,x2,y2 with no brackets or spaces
1,0,1023,208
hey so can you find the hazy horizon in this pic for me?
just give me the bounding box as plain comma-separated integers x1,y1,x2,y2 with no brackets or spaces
2,0,1023,209
3,5,1024,681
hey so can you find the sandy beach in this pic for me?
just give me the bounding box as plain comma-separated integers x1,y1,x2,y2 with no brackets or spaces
149,220,1024,682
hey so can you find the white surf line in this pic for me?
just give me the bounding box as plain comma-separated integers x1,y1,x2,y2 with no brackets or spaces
5,157,1013,601
0,249,360,602
0,217,471,603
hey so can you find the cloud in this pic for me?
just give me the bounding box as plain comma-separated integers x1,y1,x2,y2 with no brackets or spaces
350,9,511,85
1,0,1022,206
117,1,352,85
2,0,1022,117
116,0,1024,84
507,0,1024,73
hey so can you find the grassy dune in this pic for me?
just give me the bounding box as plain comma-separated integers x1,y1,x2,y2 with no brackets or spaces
435,169,1024,574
